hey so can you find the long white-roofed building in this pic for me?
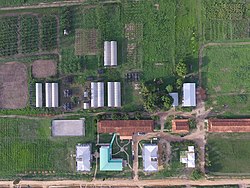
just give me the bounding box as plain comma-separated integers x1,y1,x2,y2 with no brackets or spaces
45,83,52,107
104,41,117,67
114,82,121,107
104,41,111,66
52,83,59,107
76,144,91,172
182,83,196,107
111,41,117,66
36,83,43,107
91,82,98,108
97,82,104,107
143,144,158,172
107,82,114,107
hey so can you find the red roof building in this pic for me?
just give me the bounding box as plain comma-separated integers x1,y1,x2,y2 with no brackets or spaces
98,120,154,139
172,119,189,133
208,119,250,132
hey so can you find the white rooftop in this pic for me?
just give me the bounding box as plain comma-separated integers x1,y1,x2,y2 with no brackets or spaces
52,119,85,136
180,146,195,168
169,92,179,107
76,144,91,171
143,144,158,172
182,83,196,107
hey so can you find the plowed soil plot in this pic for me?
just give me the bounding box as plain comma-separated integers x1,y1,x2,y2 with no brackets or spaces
0,62,28,109
32,60,57,78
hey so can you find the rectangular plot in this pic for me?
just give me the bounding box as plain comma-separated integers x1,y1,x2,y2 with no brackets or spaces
41,16,57,51
20,15,39,54
0,16,18,56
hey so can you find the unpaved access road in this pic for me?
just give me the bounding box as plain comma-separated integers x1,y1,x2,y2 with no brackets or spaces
1,179,250,187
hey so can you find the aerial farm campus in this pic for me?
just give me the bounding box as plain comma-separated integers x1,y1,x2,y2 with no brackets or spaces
1,0,250,188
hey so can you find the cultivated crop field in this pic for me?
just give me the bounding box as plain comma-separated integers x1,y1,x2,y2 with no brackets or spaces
0,14,58,57
202,45,250,115
0,117,96,178
207,133,250,174
203,0,250,41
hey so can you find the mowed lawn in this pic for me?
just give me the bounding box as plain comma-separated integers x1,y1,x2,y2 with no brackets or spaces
0,117,96,178
207,133,250,173
202,45,250,114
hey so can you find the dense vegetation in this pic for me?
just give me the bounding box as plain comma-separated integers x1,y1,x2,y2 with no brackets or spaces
0,16,18,56
20,15,39,53
41,16,58,51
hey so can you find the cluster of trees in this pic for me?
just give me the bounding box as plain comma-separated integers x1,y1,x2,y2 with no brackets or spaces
61,7,74,33
140,81,173,112
175,59,188,89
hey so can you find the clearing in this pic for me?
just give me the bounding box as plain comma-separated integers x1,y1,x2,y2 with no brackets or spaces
0,62,28,109
207,133,250,174
32,60,57,78
202,45,250,115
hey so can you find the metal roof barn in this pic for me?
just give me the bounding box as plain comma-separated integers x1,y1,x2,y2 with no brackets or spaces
182,83,196,107
114,82,121,107
35,83,43,107
52,119,85,136
143,144,158,172
45,83,52,107
52,83,59,107
76,144,91,171
111,41,117,66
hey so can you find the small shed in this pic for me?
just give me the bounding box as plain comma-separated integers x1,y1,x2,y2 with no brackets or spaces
169,92,178,107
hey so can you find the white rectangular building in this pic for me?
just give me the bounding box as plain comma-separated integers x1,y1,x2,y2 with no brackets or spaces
182,83,196,107
97,82,104,107
45,83,52,107
107,82,114,107
52,83,59,107
143,144,158,172
180,146,195,168
104,41,111,66
35,83,43,107
91,82,104,108
104,41,117,66
91,82,98,108
76,144,91,172
107,82,121,108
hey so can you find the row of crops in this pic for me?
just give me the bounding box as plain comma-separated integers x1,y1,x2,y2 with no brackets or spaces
0,15,58,57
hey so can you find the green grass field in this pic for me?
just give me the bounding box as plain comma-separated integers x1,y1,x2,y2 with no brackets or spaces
0,117,96,179
207,133,250,174
202,45,250,115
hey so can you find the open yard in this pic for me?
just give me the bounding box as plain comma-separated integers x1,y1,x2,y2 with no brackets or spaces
202,45,250,115
0,116,97,179
207,133,250,174
0,62,28,109
32,60,57,78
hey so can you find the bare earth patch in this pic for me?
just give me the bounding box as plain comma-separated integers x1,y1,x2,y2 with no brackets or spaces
0,62,28,109
32,60,57,78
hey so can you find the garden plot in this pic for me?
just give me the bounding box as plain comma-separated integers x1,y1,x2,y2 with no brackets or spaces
75,29,99,55
0,62,28,109
32,60,57,78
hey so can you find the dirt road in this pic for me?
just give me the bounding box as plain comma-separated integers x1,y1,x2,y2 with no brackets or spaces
1,179,250,187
